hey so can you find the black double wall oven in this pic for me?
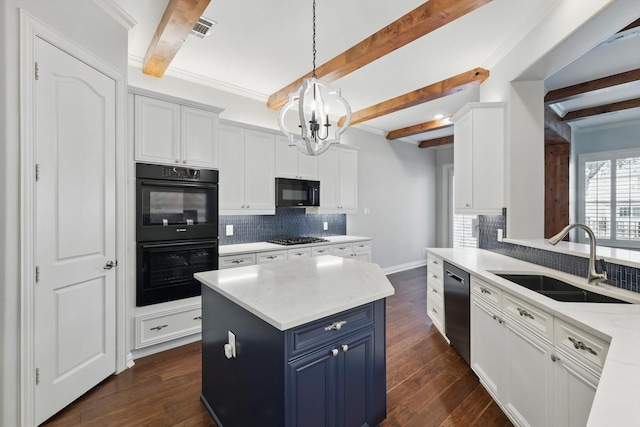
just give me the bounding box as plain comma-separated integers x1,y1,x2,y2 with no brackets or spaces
136,163,219,306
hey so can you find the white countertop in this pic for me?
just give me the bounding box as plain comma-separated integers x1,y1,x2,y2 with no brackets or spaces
219,235,371,256
195,255,394,331
504,237,640,269
428,248,640,427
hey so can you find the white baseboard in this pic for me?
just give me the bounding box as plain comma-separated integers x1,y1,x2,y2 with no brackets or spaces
382,259,427,275
131,333,202,360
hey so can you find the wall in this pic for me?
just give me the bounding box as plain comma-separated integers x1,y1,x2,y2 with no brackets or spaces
344,126,436,270
0,2,128,425
435,146,454,247
129,69,437,271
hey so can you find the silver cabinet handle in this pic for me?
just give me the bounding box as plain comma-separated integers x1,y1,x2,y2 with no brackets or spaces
551,354,560,362
150,324,168,331
480,287,491,295
266,256,277,259
193,316,202,320
492,314,503,324
324,320,347,331
294,252,304,256
568,337,598,356
331,349,339,357
317,250,326,253
341,345,349,352
432,307,438,314
231,259,245,264
104,260,117,270
517,307,534,320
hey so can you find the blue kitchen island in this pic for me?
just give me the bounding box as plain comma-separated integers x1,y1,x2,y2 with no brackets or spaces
195,255,395,427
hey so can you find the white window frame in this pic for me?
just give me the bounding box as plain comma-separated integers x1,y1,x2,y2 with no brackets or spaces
578,147,640,249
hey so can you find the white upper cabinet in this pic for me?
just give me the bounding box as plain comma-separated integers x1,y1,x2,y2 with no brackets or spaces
275,136,319,180
218,124,275,215
452,102,504,214
317,145,357,214
134,93,221,169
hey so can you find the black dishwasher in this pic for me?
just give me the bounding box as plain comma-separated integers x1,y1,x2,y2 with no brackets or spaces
443,262,470,365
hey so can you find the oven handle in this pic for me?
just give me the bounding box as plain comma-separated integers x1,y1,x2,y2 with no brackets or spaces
139,179,218,189
140,239,218,249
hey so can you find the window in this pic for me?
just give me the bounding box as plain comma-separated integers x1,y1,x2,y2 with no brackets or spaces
580,149,640,248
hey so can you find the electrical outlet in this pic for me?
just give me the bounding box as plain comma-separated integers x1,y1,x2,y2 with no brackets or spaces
323,222,328,231
226,224,234,236
497,229,503,242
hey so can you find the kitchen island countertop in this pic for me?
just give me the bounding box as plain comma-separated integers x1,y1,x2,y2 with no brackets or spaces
195,254,394,330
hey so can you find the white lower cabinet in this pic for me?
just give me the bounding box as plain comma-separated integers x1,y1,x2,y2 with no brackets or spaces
471,277,605,427
257,250,287,264
427,254,446,339
502,319,554,427
219,253,257,269
470,297,503,400
135,304,202,349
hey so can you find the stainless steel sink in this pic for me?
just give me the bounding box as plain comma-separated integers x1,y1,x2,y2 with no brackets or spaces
494,274,629,304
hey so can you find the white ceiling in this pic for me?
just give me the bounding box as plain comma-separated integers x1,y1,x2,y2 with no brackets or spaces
114,0,640,144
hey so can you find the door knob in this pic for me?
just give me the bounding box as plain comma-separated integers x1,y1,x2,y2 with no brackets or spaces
104,260,117,270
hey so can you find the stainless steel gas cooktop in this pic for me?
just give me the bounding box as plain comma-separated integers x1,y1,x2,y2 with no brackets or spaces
267,237,329,246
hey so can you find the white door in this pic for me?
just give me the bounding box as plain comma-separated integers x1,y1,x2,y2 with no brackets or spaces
34,37,117,424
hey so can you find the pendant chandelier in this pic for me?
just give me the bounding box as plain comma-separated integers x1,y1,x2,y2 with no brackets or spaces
278,0,352,156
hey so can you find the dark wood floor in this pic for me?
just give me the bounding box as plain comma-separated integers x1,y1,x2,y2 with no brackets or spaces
44,267,511,427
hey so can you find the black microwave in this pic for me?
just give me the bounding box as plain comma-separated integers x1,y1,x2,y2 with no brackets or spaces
275,178,320,207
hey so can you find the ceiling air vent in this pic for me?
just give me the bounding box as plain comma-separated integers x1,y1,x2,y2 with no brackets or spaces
191,17,216,39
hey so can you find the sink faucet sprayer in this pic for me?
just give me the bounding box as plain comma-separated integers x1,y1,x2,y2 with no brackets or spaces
548,224,607,286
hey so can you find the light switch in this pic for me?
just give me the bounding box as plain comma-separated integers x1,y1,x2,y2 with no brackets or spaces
226,224,234,236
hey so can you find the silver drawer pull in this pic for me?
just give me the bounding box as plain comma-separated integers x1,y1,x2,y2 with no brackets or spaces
432,307,438,314
492,314,503,324
551,354,560,362
516,307,534,320
432,274,438,279
432,288,438,294
193,316,202,320
324,320,347,331
150,324,168,331
568,337,598,356
266,256,277,259
231,259,245,264
294,252,304,256
480,287,492,295
317,250,326,253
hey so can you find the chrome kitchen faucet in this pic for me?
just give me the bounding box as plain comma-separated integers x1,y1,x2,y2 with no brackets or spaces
548,223,607,286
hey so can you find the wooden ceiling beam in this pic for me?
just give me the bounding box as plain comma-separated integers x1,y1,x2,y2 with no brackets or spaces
561,97,640,122
339,67,488,127
545,68,640,105
267,0,493,110
142,0,211,78
386,118,452,140
419,135,454,148
620,17,640,33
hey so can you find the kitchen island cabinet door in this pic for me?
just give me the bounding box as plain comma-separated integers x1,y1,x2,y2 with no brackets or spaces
288,344,337,427
287,327,376,427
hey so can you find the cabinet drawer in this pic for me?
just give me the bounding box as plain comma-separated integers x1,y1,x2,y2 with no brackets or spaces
288,247,311,259
312,245,332,256
136,305,202,348
555,318,609,373
503,293,553,342
427,284,444,307
331,243,353,257
288,303,375,358
257,250,287,264
219,253,256,269
427,293,445,335
471,277,502,307
427,268,444,292
427,254,443,273
352,241,371,253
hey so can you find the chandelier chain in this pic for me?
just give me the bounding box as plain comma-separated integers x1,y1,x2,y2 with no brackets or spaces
312,0,317,78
